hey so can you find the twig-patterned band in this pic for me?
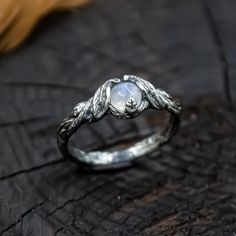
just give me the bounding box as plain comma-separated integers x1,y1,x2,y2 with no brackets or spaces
57,75,182,170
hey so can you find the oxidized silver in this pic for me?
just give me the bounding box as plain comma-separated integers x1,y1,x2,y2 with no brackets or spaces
57,75,182,170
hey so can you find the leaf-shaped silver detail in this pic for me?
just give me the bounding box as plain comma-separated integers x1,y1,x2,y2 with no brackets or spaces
155,89,181,114
134,76,181,114
92,80,111,119
135,77,162,109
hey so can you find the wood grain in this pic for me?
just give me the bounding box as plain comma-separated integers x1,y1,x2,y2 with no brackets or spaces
0,0,235,235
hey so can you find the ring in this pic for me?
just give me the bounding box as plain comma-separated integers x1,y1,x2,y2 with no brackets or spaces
57,75,182,170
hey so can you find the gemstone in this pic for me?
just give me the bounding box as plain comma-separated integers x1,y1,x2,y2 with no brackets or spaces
110,82,142,112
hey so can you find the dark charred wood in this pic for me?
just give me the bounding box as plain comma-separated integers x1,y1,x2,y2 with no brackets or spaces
0,0,236,235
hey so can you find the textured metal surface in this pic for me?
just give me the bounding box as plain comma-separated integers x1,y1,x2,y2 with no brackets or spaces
0,0,236,235
57,75,181,169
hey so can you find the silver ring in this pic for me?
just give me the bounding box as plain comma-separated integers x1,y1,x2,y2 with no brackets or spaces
57,75,182,170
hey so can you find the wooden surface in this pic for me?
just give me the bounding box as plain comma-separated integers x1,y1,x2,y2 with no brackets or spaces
0,0,236,235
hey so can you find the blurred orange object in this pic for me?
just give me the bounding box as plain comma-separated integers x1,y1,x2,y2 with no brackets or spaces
0,0,90,54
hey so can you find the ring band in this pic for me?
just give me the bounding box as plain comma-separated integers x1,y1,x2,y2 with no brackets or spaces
57,75,182,170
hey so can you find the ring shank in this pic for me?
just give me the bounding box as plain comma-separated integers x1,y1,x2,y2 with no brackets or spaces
58,112,180,170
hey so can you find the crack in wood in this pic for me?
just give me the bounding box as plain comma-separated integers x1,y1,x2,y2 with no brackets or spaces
0,202,44,235
0,158,66,181
201,0,235,108
46,181,108,218
0,1,236,235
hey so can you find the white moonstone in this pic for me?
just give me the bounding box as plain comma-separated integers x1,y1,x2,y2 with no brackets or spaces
110,82,142,112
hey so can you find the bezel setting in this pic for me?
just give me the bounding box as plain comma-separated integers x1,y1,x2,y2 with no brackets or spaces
108,76,149,119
